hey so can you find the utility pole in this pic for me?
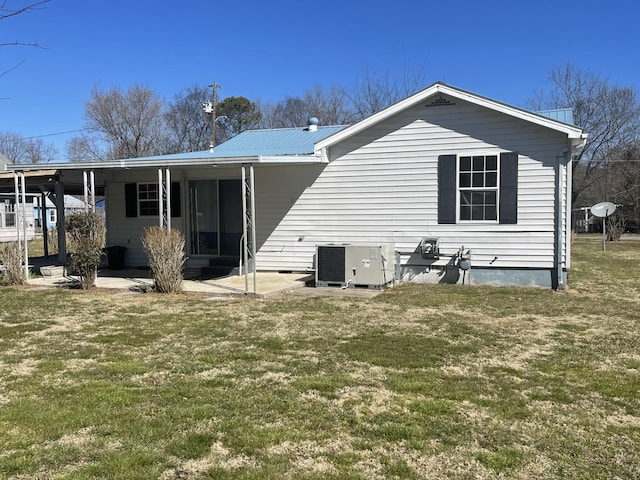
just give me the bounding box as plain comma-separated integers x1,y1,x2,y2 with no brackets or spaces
207,81,221,150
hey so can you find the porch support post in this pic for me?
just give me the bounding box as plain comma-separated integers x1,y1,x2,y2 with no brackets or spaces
157,168,171,230
250,165,256,294
14,172,29,279
165,168,171,231
13,173,20,247
83,171,88,212
20,172,28,279
55,180,67,265
82,170,96,212
158,169,164,228
41,191,49,257
241,166,249,294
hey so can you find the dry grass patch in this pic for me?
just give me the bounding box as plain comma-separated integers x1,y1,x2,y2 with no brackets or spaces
0,236,639,479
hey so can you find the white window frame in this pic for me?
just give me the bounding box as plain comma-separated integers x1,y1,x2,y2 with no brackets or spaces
457,153,500,223
138,183,160,217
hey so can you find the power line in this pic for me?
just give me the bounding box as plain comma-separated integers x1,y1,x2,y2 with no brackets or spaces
18,128,89,140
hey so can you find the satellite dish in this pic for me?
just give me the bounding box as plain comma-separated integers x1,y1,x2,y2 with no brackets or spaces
590,201,616,218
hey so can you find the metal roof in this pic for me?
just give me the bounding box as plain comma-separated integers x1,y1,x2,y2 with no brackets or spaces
213,125,346,157
535,108,575,125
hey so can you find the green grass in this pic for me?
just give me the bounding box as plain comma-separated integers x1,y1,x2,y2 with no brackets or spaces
0,235,639,479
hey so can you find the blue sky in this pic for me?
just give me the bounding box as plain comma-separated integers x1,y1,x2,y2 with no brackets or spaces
1,0,638,156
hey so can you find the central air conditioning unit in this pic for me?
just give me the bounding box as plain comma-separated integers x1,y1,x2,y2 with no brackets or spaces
315,243,395,289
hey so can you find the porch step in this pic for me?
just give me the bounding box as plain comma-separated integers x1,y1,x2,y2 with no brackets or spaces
209,255,240,267
198,256,240,280
199,265,237,279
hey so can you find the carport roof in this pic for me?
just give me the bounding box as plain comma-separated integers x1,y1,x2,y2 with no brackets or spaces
2,125,347,172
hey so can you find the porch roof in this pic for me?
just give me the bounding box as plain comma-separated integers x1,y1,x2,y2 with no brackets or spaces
2,125,347,173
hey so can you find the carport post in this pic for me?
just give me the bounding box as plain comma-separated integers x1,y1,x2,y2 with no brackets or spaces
41,191,49,257
14,171,29,279
20,172,28,279
157,168,171,230
158,169,163,228
83,170,96,212
55,180,67,266
250,165,256,294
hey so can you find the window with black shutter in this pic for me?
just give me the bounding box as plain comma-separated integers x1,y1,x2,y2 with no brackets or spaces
124,182,182,218
438,152,518,224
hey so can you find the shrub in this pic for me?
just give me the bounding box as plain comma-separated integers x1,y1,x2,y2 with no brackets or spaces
142,227,185,294
0,241,26,285
47,228,59,254
65,212,106,290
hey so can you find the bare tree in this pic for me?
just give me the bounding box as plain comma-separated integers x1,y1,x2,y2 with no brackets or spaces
22,136,56,163
528,64,640,205
258,85,353,129
0,131,57,163
604,142,640,231
1,1,51,78
165,84,211,153
66,134,106,163
349,68,426,119
303,84,354,125
83,85,167,159
0,131,25,162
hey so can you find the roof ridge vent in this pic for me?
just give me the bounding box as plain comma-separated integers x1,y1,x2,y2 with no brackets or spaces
426,96,456,108
307,117,319,132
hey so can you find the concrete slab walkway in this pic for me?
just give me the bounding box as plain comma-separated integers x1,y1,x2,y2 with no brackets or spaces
27,267,312,298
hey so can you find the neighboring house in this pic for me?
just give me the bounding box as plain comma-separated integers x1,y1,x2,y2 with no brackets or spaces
33,195,87,232
3,82,587,288
0,194,35,243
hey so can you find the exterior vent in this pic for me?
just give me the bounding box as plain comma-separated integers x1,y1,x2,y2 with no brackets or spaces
426,96,456,108
307,117,319,132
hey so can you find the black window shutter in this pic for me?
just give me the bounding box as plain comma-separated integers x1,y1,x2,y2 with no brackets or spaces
499,152,518,224
124,183,137,218
170,182,181,218
438,154,457,224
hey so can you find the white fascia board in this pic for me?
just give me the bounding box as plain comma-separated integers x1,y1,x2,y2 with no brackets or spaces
257,155,325,164
314,82,586,153
4,156,261,172
6,155,325,172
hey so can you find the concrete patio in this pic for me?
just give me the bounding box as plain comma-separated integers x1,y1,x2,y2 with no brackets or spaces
24,258,385,299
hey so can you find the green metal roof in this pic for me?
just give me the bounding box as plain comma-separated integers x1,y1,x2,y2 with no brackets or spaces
535,108,575,125
212,125,346,157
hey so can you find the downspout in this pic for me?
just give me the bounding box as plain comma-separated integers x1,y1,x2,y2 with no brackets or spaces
555,148,568,290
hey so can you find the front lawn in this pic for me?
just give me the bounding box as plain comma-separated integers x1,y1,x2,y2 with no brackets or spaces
1,235,638,479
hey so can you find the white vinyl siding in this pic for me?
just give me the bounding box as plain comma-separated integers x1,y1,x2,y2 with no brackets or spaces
255,99,568,272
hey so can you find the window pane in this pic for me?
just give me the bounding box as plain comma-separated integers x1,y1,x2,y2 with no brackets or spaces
486,172,497,187
486,155,498,170
460,206,471,220
485,205,497,220
460,156,471,172
460,173,471,187
485,191,497,205
471,205,484,220
460,191,471,206
472,173,484,187
473,156,484,171
139,183,160,216
471,191,485,204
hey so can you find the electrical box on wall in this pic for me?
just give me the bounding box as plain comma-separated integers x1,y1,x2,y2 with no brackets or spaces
316,243,395,289
420,237,440,259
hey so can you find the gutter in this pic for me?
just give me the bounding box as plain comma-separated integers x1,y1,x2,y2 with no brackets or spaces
4,154,324,172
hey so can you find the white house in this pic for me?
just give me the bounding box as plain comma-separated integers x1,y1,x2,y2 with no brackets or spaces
0,195,35,243
2,82,587,289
